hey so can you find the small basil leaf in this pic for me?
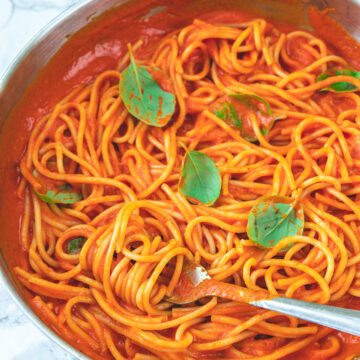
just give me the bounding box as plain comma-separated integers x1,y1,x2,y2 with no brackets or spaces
317,73,329,82
213,94,276,142
120,50,176,127
33,171,82,204
247,196,304,250
342,69,360,78
317,70,359,92
330,82,357,92
230,94,272,115
228,103,242,128
67,237,86,254
179,148,221,206
215,102,242,129
250,94,272,115
35,189,82,204
214,104,228,121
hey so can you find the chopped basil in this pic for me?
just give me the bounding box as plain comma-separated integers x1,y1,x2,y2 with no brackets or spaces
67,237,86,254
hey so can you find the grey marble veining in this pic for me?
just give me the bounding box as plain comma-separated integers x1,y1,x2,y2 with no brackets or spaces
0,1,81,358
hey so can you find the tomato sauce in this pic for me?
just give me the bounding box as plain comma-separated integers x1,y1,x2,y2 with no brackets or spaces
1,0,360,359
0,0,305,268
308,7,360,70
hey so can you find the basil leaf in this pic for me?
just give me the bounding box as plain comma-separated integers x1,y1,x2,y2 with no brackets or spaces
260,127,267,135
67,237,86,254
317,70,360,92
214,102,229,121
342,69,360,77
33,171,82,204
229,103,242,128
317,73,329,82
120,50,176,127
215,102,242,129
35,189,82,204
213,94,276,142
230,94,272,115
247,196,304,250
179,148,221,206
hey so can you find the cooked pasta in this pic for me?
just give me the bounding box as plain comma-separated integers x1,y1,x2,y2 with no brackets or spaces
13,13,360,360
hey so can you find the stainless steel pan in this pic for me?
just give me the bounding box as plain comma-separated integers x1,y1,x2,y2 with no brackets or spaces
0,0,360,358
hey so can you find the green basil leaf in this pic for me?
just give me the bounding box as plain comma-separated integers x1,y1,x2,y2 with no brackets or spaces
179,148,221,206
215,102,242,129
317,73,329,82
260,127,267,135
214,104,228,121
67,237,86,254
228,103,242,128
329,82,357,92
341,69,360,78
230,94,272,115
247,196,304,250
35,189,82,204
120,51,176,127
33,171,82,204
317,70,360,92
213,94,276,142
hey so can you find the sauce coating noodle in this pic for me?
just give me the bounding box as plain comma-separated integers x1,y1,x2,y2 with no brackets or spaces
3,5,360,360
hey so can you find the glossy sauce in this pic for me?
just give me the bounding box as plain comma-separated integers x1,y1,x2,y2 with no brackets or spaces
1,1,360,359
308,7,360,70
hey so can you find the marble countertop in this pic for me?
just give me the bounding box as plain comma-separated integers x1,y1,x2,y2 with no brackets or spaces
0,2,80,358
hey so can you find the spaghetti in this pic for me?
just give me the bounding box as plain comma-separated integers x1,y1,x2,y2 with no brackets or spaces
13,13,360,360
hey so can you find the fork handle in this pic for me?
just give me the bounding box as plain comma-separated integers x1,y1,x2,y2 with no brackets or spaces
251,297,360,336
210,281,360,336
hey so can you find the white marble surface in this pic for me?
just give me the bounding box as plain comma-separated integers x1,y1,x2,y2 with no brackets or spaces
0,2,81,358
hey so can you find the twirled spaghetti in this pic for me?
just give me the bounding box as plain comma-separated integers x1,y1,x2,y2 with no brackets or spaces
9,7,360,360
